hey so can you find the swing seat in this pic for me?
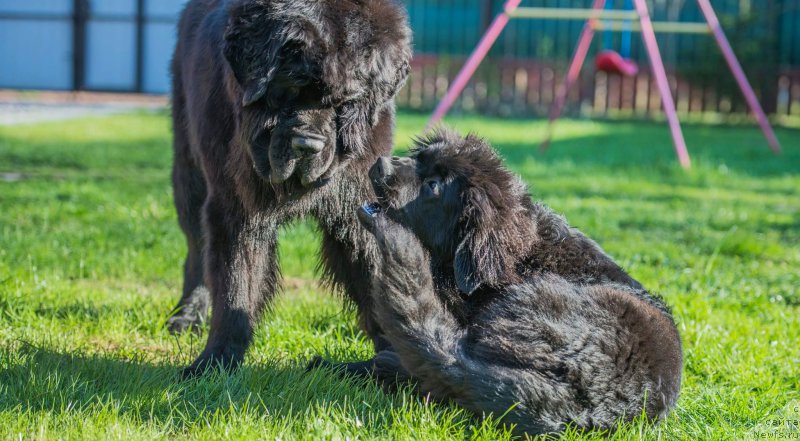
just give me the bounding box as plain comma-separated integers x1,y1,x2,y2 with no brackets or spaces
595,50,639,76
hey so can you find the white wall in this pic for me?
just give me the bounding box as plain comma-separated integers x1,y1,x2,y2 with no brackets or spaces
0,0,188,94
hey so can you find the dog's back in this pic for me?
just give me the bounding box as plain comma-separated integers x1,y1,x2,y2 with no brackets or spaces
171,0,235,158
461,276,682,433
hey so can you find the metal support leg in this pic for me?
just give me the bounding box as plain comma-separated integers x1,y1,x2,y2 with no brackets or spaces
427,0,523,129
696,0,782,154
541,0,606,152
633,0,691,168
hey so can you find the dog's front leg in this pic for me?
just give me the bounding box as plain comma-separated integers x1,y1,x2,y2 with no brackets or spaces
318,227,391,353
182,195,279,377
309,208,411,387
358,212,465,398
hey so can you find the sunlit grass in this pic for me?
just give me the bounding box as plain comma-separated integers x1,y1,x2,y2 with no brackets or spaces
1,111,798,439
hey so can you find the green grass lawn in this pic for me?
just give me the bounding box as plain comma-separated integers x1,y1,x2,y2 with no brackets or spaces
1,111,798,440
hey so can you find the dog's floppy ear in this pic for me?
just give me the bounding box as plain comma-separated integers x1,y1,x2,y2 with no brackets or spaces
238,74,274,108
377,59,411,105
453,187,507,295
335,56,409,156
223,3,280,106
223,4,321,107
454,237,491,296
452,166,536,295
366,50,411,125
358,3,412,124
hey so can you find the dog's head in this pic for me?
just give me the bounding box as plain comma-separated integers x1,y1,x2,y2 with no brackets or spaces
359,128,537,295
223,0,411,188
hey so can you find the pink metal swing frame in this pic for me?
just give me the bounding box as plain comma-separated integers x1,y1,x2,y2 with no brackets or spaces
427,0,782,168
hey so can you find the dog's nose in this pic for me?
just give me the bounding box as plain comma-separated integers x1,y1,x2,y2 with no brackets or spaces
292,136,325,156
374,156,394,178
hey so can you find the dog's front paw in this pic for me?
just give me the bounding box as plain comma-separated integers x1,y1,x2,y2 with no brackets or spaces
180,346,244,379
166,312,204,335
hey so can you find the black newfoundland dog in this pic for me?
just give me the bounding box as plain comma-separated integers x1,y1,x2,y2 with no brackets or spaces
351,129,683,435
168,0,411,375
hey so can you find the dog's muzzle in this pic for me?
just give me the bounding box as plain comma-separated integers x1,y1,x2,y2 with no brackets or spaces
291,134,325,157
369,156,396,182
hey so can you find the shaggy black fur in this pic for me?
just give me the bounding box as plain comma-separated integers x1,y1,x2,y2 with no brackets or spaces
352,129,683,435
167,0,411,376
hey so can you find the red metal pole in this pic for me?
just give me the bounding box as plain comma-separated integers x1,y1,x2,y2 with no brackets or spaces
633,0,691,168
427,0,523,129
540,0,606,152
696,0,782,154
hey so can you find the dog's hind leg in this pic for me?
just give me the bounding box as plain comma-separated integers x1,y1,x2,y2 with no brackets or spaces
167,93,210,335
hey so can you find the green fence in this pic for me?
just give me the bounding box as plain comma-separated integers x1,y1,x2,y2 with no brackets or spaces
406,0,800,65
399,0,800,117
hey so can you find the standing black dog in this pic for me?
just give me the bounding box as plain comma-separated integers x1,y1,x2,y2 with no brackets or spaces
353,129,682,435
168,0,411,376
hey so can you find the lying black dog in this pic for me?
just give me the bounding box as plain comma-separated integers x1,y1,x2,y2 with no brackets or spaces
168,0,411,376
354,129,683,435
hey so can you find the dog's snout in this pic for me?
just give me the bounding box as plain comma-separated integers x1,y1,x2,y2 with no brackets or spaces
370,156,414,183
370,157,394,183
291,136,325,156
377,157,394,176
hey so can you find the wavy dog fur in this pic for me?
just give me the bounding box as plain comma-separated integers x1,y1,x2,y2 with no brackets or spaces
355,129,682,435
168,0,411,376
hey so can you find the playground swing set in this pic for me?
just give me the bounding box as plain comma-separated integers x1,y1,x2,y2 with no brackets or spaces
427,0,783,168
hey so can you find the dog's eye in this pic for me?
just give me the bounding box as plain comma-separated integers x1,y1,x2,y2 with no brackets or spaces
426,179,440,197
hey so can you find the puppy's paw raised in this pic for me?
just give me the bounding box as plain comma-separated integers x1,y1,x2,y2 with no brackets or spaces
357,201,383,230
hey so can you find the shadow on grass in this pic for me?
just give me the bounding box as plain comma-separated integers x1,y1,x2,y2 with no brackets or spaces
5,112,797,179
466,120,799,179
0,137,171,173
2,345,597,438
0,343,399,432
